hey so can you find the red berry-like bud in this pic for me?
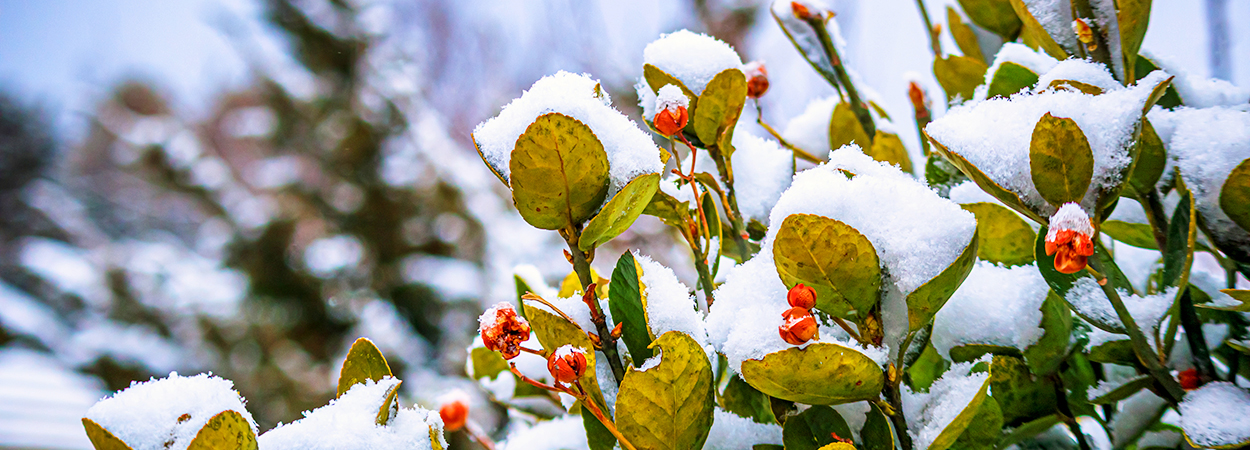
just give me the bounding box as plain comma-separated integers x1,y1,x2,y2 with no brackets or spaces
654,106,688,137
548,345,588,384
479,302,531,359
437,391,470,432
787,283,817,309
1178,368,1201,390
1045,204,1096,274
743,61,769,99
779,306,819,345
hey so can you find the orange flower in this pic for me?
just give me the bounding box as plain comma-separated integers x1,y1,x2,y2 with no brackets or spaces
548,345,588,384
1045,203,1095,274
478,302,531,359
787,283,817,310
1178,368,1201,390
779,306,819,345
654,107,688,137
743,61,770,99
438,392,470,432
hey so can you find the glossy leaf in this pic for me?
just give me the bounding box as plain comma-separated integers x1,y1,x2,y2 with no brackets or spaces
616,331,715,450
829,101,872,152
1221,158,1250,233
469,346,508,380
1022,291,1073,375
1102,220,1158,249
926,367,993,450
1087,339,1136,364
1117,0,1152,77
609,251,653,366
906,230,979,331
951,396,1002,450
907,344,950,392
82,418,134,450
376,380,401,426
1162,191,1195,288
1199,289,1250,312
990,355,1056,426
1009,0,1070,58
186,410,258,450
643,190,691,230
580,173,661,251
987,62,1039,99
584,407,617,450
719,373,776,424
782,405,853,450
773,214,882,320
868,131,913,173
338,337,392,397
1128,119,1167,196
740,343,885,405
1030,113,1094,207
947,7,985,62
957,0,1023,39
934,55,989,102
960,202,1035,266
1047,79,1104,95
861,403,895,450
693,69,747,146
928,138,1045,224
510,113,610,230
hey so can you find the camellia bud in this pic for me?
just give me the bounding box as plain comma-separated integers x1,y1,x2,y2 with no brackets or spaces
478,302,531,359
791,1,819,21
907,81,929,120
779,306,819,345
743,61,770,98
1072,18,1097,52
548,345,588,384
787,283,817,309
437,391,470,432
653,84,689,137
1045,203,1096,274
1178,368,1201,390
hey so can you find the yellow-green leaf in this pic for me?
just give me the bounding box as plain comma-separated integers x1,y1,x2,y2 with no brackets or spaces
934,55,989,102
906,230,979,331
338,337,392,397
616,331,715,450
469,346,509,380
1047,79,1104,95
643,189,691,230
376,380,402,426
1102,220,1158,249
1022,291,1073,375
1116,0,1152,78
957,0,1022,39
520,303,606,408
952,395,1003,449
926,368,993,450
580,173,661,251
1030,113,1094,207
782,405,853,450
82,418,134,450
1201,289,1250,312
773,214,882,321
986,62,1039,99
693,69,747,146
740,343,885,405
185,410,258,450
1089,375,1152,404
989,355,1056,426
960,202,1035,266
1009,0,1070,58
1221,158,1250,233
829,101,872,153
510,113,610,230
928,138,1045,224
1128,118,1166,196
868,131,914,173
948,7,985,62
719,374,776,425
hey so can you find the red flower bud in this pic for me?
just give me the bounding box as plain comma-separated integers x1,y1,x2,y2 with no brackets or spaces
907,81,930,119
438,392,470,432
791,1,815,20
479,302,531,359
548,345,588,384
1045,204,1096,274
1179,368,1201,390
743,61,770,99
787,283,817,309
779,306,819,345
654,106,688,137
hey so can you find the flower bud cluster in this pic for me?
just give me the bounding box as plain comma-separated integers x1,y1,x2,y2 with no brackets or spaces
478,302,531,359
1044,203,1095,274
779,284,820,345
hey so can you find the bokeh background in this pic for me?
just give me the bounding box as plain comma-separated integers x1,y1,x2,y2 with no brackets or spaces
0,0,1245,448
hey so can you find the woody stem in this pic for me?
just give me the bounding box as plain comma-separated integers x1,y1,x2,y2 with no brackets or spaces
565,230,626,385
755,101,821,163
831,317,867,346
574,381,639,450
464,420,497,450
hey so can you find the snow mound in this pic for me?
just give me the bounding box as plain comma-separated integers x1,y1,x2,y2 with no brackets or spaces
85,373,256,450
258,378,443,450
642,30,742,96
731,130,794,223
1179,382,1250,448
1166,106,1250,253
635,252,709,347
903,358,991,450
931,262,1050,359
703,408,784,449
781,96,839,158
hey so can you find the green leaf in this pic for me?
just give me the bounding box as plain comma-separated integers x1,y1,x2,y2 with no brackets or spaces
584,407,617,450
1009,0,1070,58
1117,0,1152,77
951,396,1002,450
1034,226,1123,332
644,64,699,124
989,355,1056,426
720,373,776,424
1162,191,1196,288
1087,339,1136,364
830,101,872,153
773,214,882,321
338,337,392,397
643,190,692,229
996,415,1061,449
928,138,1045,224
926,368,994,450
616,331,715,450
1022,291,1073,375
1102,220,1158,249
960,202,1035,266
1200,289,1250,312
934,55,989,102
861,403,895,450
1128,119,1167,196
694,69,748,146
1089,375,1153,404
1134,56,1182,108
956,0,1023,39
701,190,723,246
740,343,885,405
521,303,607,408
580,173,661,251
782,405,853,450
950,344,1019,363
1220,158,1250,234
906,230,979,331
469,346,509,380
376,381,402,426
1047,79,1104,95
1030,113,1094,207
868,131,914,173
186,410,258,450
82,418,134,450
948,7,985,62
510,113,610,230
609,251,653,366
907,344,951,392
986,62,1040,99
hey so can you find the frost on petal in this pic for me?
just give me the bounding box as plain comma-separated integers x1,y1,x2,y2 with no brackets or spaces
642,30,742,96
85,373,257,450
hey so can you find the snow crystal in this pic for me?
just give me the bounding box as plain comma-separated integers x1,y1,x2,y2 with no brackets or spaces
1168,106,1250,254
931,262,1050,360
1178,382,1250,448
1047,202,1094,237
780,96,838,158
472,71,663,200
258,378,442,450
642,30,743,96
702,408,784,449
1066,278,1176,349
85,373,256,450
656,85,688,112
903,359,991,450
1145,51,1250,108
731,130,794,223
635,252,709,347
499,416,587,450
925,69,1172,216
1034,59,1120,93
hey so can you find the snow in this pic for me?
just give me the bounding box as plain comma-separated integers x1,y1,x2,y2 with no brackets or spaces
931,262,1050,360
1021,0,1077,53
947,181,1003,205
982,43,1059,99
770,0,849,86
472,71,663,200
780,96,838,158
499,416,587,450
925,70,1172,217
1145,51,1250,108
642,30,743,96
85,373,257,450
1167,106,1250,253
1066,278,1176,349
1047,202,1094,237
903,358,991,450
0,348,105,450
656,84,688,112
1178,382,1250,448
1089,0,1125,79
635,252,709,347
702,408,783,449
730,130,794,223
259,378,443,450
1034,59,1120,94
